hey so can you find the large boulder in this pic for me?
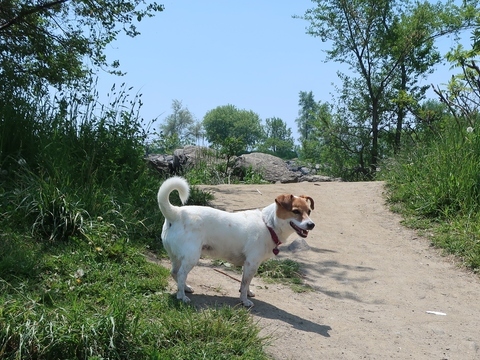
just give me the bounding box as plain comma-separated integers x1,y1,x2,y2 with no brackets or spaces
147,145,214,174
233,152,298,183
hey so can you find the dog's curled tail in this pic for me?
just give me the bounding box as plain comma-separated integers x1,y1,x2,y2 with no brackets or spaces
157,176,190,221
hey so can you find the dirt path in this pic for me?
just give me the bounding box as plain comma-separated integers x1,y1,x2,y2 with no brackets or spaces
155,181,480,359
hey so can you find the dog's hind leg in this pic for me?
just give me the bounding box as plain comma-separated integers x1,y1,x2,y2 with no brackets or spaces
175,255,199,303
171,259,194,294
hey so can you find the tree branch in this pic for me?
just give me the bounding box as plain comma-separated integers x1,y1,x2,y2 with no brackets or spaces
0,0,68,31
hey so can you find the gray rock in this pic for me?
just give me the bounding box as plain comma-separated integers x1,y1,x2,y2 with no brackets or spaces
233,152,298,183
147,147,342,182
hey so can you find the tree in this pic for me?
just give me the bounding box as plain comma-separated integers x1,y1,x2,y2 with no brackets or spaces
257,117,296,159
296,91,317,142
433,43,480,128
203,104,263,172
203,104,263,153
189,121,205,146
159,99,197,145
300,101,331,163
0,0,164,94
299,0,477,175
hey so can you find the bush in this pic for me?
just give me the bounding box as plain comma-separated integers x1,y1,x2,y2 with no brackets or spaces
383,122,480,218
382,117,480,271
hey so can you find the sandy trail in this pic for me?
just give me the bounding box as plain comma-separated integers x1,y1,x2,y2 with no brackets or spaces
154,181,480,360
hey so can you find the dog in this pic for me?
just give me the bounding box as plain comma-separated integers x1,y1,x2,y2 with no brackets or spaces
157,176,315,307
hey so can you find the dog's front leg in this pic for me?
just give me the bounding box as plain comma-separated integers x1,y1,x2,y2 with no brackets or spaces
239,261,259,307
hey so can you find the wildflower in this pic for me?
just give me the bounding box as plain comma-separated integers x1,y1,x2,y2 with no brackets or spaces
467,127,474,133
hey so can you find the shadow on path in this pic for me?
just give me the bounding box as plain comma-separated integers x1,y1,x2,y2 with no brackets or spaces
191,293,332,338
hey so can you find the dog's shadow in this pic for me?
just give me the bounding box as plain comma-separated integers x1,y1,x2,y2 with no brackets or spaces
190,293,332,338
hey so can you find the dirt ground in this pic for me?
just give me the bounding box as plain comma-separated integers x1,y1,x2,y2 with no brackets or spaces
153,181,480,360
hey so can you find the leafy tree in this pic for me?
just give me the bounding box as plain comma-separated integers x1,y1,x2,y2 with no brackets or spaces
203,104,263,154
189,121,206,146
299,0,477,175
433,43,480,128
296,91,317,143
159,99,197,144
0,0,164,95
316,99,373,180
257,117,296,159
300,101,330,162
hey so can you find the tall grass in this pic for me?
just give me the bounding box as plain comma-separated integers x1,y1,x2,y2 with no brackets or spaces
384,123,480,218
1,81,162,242
0,82,269,359
382,118,480,271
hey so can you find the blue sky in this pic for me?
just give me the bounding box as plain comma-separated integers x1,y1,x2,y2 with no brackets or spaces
96,0,469,141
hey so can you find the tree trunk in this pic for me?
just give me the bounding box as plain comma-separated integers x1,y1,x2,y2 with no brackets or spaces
370,98,379,176
394,63,407,153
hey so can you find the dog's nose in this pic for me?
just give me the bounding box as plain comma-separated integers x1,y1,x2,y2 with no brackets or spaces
307,222,315,230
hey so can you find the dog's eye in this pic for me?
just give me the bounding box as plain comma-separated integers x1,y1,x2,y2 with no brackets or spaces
307,210,311,215
292,209,300,215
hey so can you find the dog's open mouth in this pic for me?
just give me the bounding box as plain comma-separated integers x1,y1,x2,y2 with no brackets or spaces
290,221,309,238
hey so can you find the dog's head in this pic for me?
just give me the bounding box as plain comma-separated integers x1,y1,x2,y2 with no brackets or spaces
275,194,315,238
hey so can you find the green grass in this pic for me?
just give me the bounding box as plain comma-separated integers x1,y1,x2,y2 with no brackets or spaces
0,81,270,359
0,232,269,359
212,258,312,293
257,259,312,293
381,118,480,273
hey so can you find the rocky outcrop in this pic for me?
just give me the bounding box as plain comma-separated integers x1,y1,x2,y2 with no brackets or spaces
233,152,298,183
147,146,341,183
147,145,217,174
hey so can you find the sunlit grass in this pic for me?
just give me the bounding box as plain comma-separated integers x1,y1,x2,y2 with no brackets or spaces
382,120,480,272
0,82,269,359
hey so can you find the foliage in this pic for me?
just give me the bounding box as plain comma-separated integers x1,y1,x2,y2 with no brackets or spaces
298,0,478,176
151,132,182,154
157,99,203,149
314,100,373,180
203,104,263,156
0,1,271,357
0,81,269,358
382,43,480,272
383,120,480,271
296,91,318,143
0,81,162,242
0,234,268,359
0,0,164,95
257,117,296,159
258,259,311,292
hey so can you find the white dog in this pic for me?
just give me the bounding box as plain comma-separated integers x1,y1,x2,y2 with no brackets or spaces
157,176,315,307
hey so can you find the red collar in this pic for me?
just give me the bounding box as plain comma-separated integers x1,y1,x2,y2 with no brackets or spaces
267,225,281,255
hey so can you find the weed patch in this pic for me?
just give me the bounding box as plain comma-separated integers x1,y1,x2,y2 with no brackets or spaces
258,259,312,293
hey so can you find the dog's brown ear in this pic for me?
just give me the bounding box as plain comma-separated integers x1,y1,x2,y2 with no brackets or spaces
300,195,315,210
275,194,294,211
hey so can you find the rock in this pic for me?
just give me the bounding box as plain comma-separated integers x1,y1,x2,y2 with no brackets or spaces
146,145,214,174
233,152,298,183
147,147,341,182
146,153,175,173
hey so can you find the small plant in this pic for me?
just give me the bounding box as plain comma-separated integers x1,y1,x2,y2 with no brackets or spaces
241,165,267,184
257,259,312,292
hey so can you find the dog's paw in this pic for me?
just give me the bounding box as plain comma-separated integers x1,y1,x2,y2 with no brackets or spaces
177,294,191,303
241,298,254,307
185,285,194,294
